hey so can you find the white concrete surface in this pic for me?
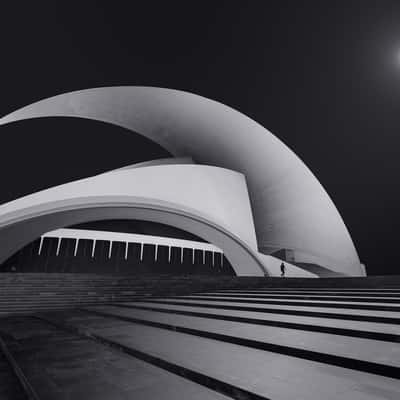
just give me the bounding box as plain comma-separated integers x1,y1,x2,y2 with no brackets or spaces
0,165,266,276
0,87,364,276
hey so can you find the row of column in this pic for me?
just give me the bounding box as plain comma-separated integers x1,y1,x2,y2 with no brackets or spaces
1,237,236,275
38,236,224,266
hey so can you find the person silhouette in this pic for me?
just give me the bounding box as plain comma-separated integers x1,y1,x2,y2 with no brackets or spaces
280,262,285,277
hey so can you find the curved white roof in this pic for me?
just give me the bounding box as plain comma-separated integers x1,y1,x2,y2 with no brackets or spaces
0,164,266,276
0,87,363,276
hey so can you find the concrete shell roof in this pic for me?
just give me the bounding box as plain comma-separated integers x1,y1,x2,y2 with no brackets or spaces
0,87,362,275
0,164,265,276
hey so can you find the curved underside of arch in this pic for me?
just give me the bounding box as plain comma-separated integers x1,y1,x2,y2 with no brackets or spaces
0,165,266,276
0,204,267,277
0,86,363,275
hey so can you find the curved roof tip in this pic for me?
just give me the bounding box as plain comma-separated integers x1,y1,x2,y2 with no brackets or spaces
108,157,195,173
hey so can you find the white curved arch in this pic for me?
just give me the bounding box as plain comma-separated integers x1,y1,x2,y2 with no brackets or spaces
110,157,194,172
0,164,266,276
0,87,363,276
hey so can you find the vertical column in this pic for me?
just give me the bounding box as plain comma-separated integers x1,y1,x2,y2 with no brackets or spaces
140,243,144,261
74,239,79,257
56,237,62,256
108,241,113,259
125,242,129,260
91,240,96,258
38,236,44,255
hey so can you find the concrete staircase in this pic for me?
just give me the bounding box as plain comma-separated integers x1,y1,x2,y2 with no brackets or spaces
1,277,400,400
1,273,400,316
0,273,270,315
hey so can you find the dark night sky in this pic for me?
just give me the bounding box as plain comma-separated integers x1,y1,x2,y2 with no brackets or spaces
1,1,399,275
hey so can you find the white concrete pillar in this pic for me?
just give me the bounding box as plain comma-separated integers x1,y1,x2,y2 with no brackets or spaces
91,240,96,258
38,236,44,255
56,237,62,256
140,243,144,261
125,242,129,260
108,241,113,259
73,239,79,257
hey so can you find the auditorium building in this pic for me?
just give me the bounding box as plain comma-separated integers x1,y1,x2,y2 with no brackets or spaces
3,88,400,400
0,86,365,278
